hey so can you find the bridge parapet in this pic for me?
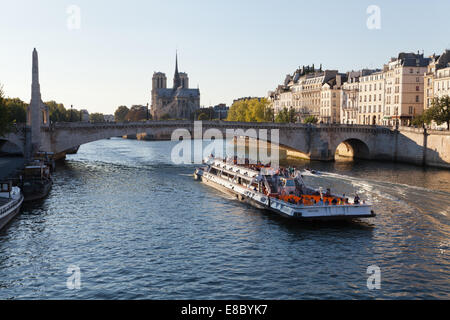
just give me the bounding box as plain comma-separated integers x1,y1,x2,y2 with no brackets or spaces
47,120,395,132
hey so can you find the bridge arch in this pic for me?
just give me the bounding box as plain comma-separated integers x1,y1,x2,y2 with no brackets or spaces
0,138,25,156
334,138,370,160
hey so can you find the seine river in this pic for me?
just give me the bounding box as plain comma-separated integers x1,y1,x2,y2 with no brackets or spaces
1,138,449,299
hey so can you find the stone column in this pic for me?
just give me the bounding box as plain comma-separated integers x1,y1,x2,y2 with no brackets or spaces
27,48,42,155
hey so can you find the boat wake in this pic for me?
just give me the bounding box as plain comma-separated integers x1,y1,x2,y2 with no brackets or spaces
303,170,450,219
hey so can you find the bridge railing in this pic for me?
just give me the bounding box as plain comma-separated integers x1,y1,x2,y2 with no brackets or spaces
48,120,396,132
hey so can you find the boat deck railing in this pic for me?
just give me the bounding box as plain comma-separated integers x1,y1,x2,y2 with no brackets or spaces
0,197,22,217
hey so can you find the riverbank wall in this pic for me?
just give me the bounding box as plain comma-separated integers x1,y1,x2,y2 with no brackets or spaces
396,127,450,169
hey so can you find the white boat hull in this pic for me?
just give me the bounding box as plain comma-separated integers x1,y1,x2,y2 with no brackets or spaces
195,168,375,221
0,195,24,230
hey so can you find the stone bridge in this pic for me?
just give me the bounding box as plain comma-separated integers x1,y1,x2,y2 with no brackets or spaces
2,121,450,168
0,121,398,161
42,121,398,161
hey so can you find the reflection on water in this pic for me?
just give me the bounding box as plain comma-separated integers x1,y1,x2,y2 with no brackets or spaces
0,138,449,299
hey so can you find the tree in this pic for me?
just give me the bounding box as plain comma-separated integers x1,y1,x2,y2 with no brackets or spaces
304,116,318,124
194,107,214,120
125,105,147,122
4,98,27,123
114,105,130,122
89,113,105,123
275,107,289,123
274,107,296,123
288,107,297,123
198,113,209,121
160,113,171,120
0,84,10,137
226,98,272,122
45,100,68,122
426,96,450,130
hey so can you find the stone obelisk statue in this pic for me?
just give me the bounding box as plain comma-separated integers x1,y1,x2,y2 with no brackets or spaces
28,48,42,155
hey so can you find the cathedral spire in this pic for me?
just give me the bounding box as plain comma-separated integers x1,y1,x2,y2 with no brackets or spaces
173,51,181,89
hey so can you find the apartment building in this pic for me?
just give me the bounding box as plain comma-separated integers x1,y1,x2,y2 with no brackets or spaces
424,50,450,110
269,66,338,122
383,52,430,126
340,70,378,124
320,74,346,124
358,71,385,125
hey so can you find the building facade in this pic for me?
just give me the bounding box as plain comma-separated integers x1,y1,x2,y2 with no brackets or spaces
320,74,346,124
382,52,430,126
358,71,385,125
268,66,339,122
340,70,378,124
424,50,450,109
151,54,200,120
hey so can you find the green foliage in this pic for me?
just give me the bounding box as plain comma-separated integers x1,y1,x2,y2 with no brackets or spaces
125,105,148,122
275,107,297,123
226,98,273,122
45,101,81,122
160,113,171,120
114,105,130,122
0,85,29,136
198,113,209,121
4,98,28,123
303,115,318,124
426,96,450,130
411,113,431,127
0,84,10,137
194,108,214,120
89,113,105,123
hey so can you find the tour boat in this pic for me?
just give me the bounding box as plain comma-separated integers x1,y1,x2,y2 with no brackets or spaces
0,182,24,230
194,158,376,221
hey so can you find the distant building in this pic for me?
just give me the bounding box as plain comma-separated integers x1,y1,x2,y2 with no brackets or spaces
424,50,450,129
212,103,229,119
268,65,340,122
151,53,200,120
340,70,379,124
424,50,450,108
103,114,115,122
357,70,385,125
382,52,430,126
80,109,89,122
320,74,346,124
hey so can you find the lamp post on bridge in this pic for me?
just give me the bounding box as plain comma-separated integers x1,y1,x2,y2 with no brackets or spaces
146,103,149,121
70,105,73,122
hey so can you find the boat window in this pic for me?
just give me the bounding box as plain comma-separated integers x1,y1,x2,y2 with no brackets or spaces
285,180,295,187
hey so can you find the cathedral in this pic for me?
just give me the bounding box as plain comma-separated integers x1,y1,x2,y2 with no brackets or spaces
151,53,200,120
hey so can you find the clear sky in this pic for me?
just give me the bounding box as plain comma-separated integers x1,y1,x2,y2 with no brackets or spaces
0,0,449,114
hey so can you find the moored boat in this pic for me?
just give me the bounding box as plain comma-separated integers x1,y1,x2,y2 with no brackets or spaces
194,158,376,221
0,181,24,230
21,161,53,202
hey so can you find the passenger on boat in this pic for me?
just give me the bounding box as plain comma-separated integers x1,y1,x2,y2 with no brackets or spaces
331,198,338,205
354,194,360,204
325,188,331,197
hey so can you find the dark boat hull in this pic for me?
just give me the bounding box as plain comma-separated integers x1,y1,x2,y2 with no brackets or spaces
23,179,53,202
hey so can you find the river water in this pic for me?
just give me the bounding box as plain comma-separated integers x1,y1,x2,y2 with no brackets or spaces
0,138,449,299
